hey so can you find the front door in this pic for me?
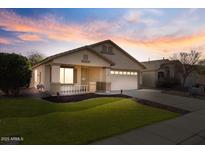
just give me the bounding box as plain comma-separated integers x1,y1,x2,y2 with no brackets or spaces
81,68,89,85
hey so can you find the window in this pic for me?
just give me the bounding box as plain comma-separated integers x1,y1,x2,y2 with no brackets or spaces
110,71,115,74
102,45,113,54
82,54,89,63
102,45,107,52
83,54,88,61
110,70,138,76
34,70,38,82
114,71,119,75
60,67,74,84
158,72,164,80
108,46,113,53
110,71,137,75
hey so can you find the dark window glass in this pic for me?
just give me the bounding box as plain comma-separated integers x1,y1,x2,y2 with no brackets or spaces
108,46,113,53
158,72,164,80
102,45,107,52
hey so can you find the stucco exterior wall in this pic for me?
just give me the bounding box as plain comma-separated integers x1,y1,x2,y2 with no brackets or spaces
44,65,51,90
142,71,157,88
91,42,143,70
32,64,46,88
53,49,111,67
88,67,104,82
51,65,60,83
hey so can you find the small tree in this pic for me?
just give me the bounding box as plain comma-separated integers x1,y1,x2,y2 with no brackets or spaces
171,49,201,87
28,52,44,66
0,53,32,96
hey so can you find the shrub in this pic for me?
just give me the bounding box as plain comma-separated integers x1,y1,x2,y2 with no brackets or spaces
156,78,179,88
0,53,32,96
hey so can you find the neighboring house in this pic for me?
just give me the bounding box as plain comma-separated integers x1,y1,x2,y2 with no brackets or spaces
141,59,170,88
141,59,205,89
199,59,205,65
31,40,145,95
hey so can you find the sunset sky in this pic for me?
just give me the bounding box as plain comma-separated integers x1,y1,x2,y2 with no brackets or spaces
0,8,205,61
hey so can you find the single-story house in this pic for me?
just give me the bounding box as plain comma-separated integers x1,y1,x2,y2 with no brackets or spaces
31,40,145,95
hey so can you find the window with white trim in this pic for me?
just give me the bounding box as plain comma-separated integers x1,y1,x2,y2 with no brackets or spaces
60,67,74,84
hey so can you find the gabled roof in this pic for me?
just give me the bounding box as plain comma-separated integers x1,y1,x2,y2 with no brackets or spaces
89,40,146,69
32,39,145,69
32,45,115,68
141,59,169,71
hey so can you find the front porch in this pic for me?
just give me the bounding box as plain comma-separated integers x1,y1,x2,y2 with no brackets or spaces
49,65,111,96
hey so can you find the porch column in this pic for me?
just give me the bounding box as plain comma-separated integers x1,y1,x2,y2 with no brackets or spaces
76,65,81,85
50,65,61,96
104,68,111,92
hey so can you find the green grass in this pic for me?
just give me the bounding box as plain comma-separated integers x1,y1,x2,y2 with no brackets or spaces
0,97,179,144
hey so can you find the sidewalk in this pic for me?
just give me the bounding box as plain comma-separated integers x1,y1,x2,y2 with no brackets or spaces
91,89,205,145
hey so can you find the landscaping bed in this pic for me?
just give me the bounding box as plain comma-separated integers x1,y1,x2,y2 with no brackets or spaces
44,93,131,103
44,93,189,115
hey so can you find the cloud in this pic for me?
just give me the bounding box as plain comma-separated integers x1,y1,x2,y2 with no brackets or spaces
124,10,141,24
0,37,11,45
143,9,164,16
112,30,205,54
124,9,161,25
0,8,205,58
17,34,42,41
0,10,87,42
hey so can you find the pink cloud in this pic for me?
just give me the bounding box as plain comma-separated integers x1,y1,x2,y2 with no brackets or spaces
0,9,205,57
0,37,11,45
18,34,42,41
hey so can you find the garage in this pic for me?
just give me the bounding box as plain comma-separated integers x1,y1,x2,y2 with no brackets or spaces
110,70,138,91
141,71,156,88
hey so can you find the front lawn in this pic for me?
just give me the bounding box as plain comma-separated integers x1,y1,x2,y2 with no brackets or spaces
0,97,179,144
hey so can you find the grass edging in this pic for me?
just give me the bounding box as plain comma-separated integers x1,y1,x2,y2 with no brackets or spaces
133,98,190,115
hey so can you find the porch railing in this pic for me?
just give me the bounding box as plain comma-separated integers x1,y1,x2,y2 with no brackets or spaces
60,85,89,95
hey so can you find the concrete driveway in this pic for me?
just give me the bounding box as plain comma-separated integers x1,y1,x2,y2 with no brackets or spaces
91,89,205,145
124,89,205,112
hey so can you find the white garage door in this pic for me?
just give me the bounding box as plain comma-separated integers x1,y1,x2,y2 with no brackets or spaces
110,70,138,91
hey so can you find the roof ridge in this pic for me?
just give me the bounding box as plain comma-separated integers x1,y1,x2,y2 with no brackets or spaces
141,59,169,63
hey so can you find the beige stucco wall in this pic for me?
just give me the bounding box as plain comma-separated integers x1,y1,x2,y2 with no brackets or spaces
91,42,143,70
51,65,60,83
88,67,104,82
32,64,46,88
44,65,51,90
31,42,145,93
142,71,157,88
53,49,111,67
